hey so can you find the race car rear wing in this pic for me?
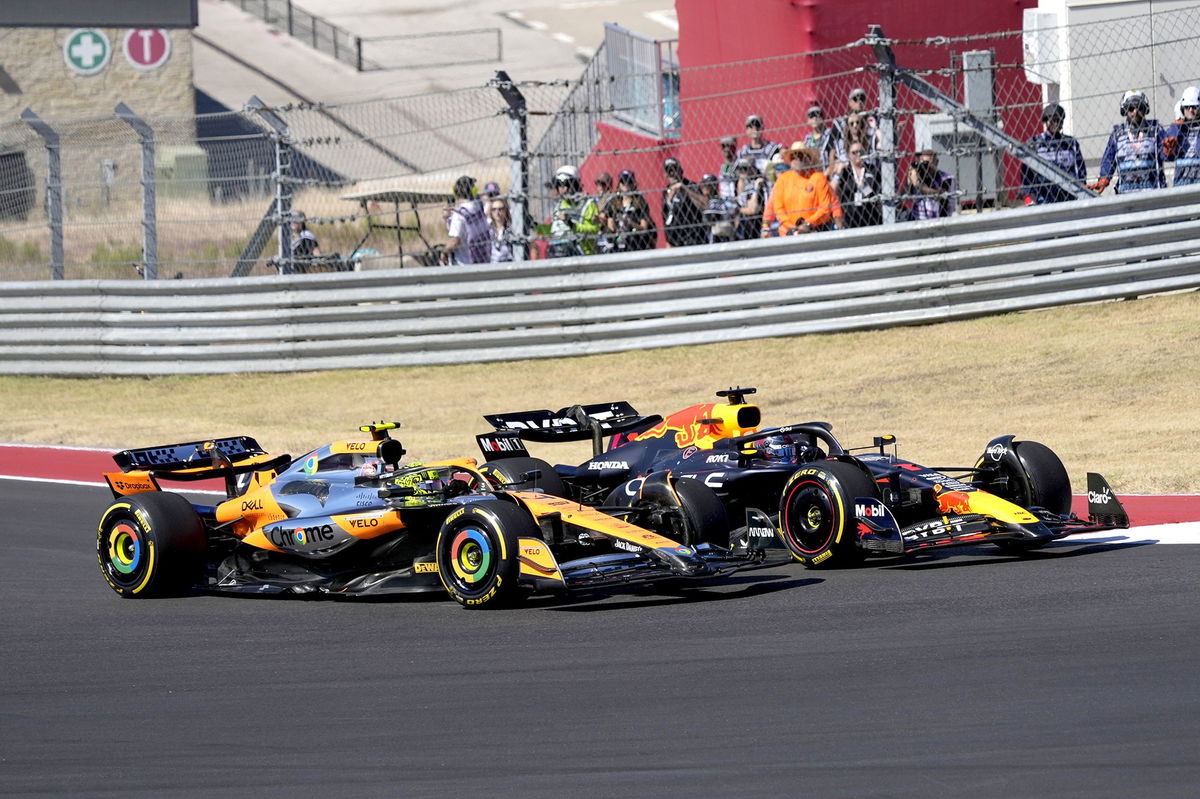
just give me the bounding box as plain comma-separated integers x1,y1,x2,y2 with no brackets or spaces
108,436,291,498
481,402,662,458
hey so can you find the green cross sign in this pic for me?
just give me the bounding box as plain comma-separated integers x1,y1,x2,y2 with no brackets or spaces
64,29,112,76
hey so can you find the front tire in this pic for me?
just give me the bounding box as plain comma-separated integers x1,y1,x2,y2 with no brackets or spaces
436,501,535,608
978,439,1071,553
96,492,206,597
778,461,877,568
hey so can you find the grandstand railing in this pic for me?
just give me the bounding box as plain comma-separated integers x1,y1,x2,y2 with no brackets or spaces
2,185,1197,376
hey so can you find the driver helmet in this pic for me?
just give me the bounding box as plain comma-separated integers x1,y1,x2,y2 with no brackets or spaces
756,434,797,462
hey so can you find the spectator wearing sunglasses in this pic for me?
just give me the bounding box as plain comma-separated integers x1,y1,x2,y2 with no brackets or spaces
737,114,781,175
831,142,882,228
1092,90,1166,194
486,197,514,263
802,104,843,176
1165,86,1200,186
717,135,740,200
762,142,841,236
733,157,766,240
834,88,880,144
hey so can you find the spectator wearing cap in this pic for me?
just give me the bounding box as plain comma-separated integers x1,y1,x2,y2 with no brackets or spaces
1093,90,1167,194
1165,86,1200,186
734,156,767,240
482,181,502,198
737,115,782,175
290,211,321,259
604,170,656,251
716,135,739,200
545,164,601,257
802,104,843,176
762,142,841,236
835,88,880,145
661,157,707,247
1019,103,1086,205
445,175,491,264
699,173,739,243
906,150,956,220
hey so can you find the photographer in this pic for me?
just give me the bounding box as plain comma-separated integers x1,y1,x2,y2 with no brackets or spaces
546,164,600,258
661,157,707,247
604,170,656,251
699,173,739,243
907,149,956,220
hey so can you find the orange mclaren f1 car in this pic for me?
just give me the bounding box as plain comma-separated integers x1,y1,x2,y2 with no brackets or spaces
96,423,762,608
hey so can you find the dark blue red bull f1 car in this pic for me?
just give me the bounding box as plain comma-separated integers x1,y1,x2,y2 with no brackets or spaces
476,388,1130,568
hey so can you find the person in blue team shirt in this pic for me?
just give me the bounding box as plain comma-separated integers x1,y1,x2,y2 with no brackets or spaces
1164,86,1200,186
1092,90,1167,194
1019,103,1087,204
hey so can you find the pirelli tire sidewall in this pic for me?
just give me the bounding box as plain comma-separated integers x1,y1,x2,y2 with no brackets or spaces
778,462,871,568
96,492,206,598
435,502,527,609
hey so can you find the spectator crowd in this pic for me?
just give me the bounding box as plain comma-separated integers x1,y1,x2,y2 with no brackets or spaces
439,85,1200,264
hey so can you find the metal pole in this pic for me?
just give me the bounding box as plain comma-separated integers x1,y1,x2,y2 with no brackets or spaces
246,95,294,273
867,26,898,225
492,70,530,261
20,108,63,280
868,25,1093,202
355,36,363,72
114,102,158,280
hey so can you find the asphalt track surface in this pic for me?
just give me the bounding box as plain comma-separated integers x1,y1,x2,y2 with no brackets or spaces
4,478,1200,798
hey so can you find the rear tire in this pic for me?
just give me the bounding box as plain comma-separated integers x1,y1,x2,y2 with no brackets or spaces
96,492,206,597
778,461,877,568
436,501,534,608
478,457,567,497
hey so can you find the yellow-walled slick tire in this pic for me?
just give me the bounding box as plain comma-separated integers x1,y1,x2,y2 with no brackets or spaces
435,501,535,609
96,493,206,597
778,461,877,568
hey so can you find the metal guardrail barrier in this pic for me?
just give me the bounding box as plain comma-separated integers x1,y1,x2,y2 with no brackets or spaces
1,186,1198,376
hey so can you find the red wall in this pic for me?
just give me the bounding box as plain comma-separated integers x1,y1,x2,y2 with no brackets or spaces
584,0,1042,213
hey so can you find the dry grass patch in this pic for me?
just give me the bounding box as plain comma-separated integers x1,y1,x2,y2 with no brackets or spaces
2,291,1197,493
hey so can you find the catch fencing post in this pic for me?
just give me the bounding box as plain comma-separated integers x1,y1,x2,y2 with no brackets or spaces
867,26,899,226
114,103,158,280
246,96,295,273
20,109,64,279
492,70,530,261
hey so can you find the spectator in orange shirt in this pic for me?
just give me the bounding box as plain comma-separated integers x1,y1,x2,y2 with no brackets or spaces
761,142,842,236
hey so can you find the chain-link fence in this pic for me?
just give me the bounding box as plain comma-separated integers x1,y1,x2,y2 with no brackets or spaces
4,5,1200,280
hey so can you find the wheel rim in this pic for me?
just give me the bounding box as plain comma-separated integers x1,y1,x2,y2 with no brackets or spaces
102,519,147,587
782,480,839,555
447,526,494,589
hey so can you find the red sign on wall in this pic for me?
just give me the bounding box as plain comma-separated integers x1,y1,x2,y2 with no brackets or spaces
123,29,172,71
